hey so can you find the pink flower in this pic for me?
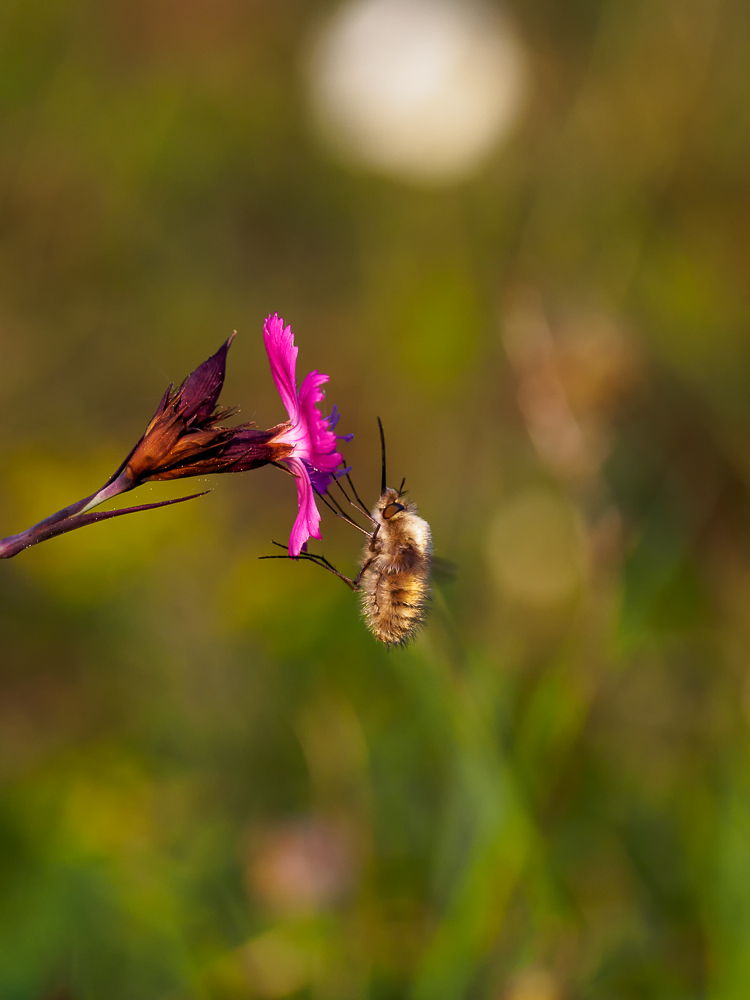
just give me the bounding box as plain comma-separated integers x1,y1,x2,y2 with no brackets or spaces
264,314,350,557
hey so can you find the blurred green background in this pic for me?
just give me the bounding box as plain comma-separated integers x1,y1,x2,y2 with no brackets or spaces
2,0,750,997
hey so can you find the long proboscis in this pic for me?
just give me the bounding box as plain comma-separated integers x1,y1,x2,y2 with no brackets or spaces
377,416,387,494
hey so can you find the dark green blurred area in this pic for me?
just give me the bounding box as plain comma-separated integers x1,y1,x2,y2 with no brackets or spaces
2,0,750,997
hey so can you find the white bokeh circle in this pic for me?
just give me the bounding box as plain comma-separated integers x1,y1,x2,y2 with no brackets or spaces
306,0,527,184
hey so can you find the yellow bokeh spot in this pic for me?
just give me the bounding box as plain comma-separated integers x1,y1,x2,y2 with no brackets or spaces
486,488,587,607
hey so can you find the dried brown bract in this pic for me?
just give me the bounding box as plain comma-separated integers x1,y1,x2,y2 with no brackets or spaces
0,333,291,558
103,333,290,494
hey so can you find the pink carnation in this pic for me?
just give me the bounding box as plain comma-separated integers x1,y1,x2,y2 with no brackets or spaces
264,314,350,556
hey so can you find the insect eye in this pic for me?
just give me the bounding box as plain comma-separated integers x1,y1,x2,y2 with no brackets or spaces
383,502,405,520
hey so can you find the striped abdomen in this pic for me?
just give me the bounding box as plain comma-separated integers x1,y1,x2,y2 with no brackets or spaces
359,548,431,647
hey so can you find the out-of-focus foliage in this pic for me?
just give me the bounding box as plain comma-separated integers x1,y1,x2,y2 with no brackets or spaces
2,0,750,997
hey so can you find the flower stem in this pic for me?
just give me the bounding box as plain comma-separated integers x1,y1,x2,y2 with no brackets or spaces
0,474,204,559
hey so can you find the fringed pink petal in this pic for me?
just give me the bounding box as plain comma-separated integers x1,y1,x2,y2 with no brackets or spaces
297,370,342,472
287,457,322,557
263,313,350,554
263,314,299,423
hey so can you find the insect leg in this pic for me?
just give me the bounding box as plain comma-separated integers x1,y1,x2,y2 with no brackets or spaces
340,472,375,523
314,485,371,537
353,554,377,588
335,475,377,525
260,541,360,592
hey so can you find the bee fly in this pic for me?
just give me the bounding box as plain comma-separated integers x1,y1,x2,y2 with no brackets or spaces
262,419,433,647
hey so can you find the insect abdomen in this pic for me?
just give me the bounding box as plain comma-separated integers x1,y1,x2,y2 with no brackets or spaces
360,560,431,647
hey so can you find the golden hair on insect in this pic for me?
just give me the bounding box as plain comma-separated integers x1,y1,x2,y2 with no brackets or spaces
353,418,432,646
261,418,433,647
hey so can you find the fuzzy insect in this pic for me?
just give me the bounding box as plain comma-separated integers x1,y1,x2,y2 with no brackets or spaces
262,419,432,647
